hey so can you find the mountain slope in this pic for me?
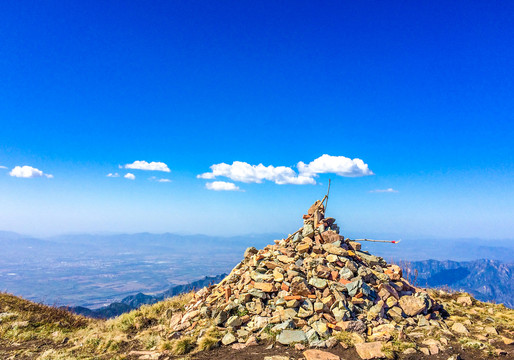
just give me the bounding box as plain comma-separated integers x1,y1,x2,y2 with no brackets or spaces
67,274,226,318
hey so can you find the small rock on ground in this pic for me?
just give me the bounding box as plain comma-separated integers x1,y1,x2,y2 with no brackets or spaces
354,341,386,360
303,349,340,360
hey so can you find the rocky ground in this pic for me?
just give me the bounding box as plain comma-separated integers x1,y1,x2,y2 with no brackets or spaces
1,200,513,359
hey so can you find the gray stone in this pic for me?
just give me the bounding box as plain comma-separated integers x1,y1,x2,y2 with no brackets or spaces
272,320,295,332
222,332,237,345
339,267,354,280
302,224,314,238
339,320,366,334
361,282,373,297
309,277,328,290
306,328,320,344
451,322,469,335
417,316,430,327
276,330,307,345
402,348,416,355
214,310,228,325
356,251,383,267
252,316,269,330
297,299,314,318
226,315,242,328
312,320,330,338
346,279,362,297
399,295,426,317
244,247,258,258
248,288,266,299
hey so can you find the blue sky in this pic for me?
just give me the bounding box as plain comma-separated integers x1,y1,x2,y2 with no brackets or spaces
0,1,513,239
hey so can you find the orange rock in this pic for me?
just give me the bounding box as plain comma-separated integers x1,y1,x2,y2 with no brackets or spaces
303,349,340,360
297,243,311,253
308,200,322,215
281,282,290,291
323,313,336,323
349,241,361,251
254,282,276,292
330,271,339,281
339,278,351,285
278,247,289,255
263,261,279,269
321,231,341,243
355,341,386,360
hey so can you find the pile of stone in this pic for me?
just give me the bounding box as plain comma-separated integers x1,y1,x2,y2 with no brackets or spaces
172,200,447,350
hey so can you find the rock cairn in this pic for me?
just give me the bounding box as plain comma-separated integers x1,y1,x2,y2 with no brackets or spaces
176,200,446,348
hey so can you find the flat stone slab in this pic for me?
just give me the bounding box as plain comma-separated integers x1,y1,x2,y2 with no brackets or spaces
276,329,307,345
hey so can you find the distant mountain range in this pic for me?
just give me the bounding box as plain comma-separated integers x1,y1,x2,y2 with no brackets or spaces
66,274,226,318
1,230,513,311
404,259,514,308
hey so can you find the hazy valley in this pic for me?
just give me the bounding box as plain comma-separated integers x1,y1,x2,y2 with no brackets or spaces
1,231,512,312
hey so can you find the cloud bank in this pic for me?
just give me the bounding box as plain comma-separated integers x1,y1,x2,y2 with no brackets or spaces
198,154,372,186
297,154,373,178
9,166,53,178
205,181,240,191
198,161,315,185
124,161,170,172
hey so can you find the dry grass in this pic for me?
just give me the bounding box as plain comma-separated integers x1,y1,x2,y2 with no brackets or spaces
2,288,514,359
332,330,355,347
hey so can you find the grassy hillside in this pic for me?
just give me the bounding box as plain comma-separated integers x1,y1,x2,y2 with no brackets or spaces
1,290,513,359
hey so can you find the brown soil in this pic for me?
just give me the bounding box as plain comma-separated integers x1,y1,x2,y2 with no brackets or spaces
165,343,514,360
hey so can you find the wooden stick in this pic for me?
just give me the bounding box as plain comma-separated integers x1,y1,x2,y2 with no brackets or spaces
285,228,303,241
324,179,331,211
352,238,401,244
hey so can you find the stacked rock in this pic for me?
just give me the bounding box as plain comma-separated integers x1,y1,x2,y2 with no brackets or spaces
174,200,446,347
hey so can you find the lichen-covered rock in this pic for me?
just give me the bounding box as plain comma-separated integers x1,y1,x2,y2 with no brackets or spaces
277,329,307,345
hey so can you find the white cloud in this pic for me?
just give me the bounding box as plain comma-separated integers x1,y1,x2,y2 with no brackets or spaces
149,176,171,183
297,154,373,178
370,188,398,193
0,165,7,169
197,154,372,185
124,161,170,172
124,173,136,180
9,166,53,179
197,161,315,185
107,173,120,177
205,181,240,191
